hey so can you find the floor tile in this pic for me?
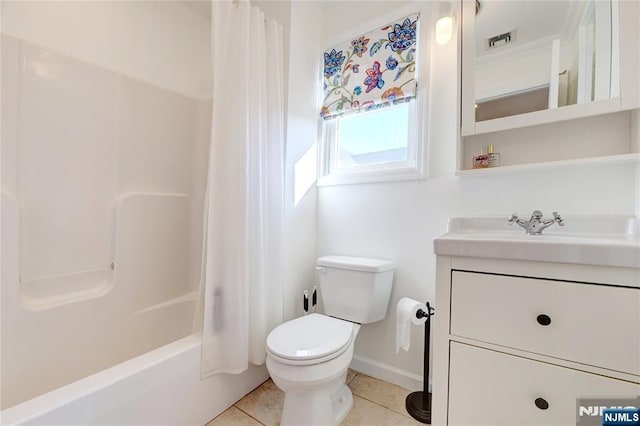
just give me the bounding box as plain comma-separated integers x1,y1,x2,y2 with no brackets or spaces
225,373,420,426
342,394,422,425
206,406,262,426
346,368,358,384
234,379,283,426
348,373,414,418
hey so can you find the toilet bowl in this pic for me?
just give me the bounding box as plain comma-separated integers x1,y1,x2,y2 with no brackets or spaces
266,313,360,425
265,256,395,426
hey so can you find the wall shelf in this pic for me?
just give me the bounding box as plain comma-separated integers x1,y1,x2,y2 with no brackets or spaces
469,98,622,136
457,0,640,177
455,153,640,178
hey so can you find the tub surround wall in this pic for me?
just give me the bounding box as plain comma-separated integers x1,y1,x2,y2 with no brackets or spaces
315,0,640,389
0,0,218,412
0,31,211,409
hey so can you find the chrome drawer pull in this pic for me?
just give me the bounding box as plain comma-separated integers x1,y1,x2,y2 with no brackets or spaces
536,314,552,326
534,398,549,410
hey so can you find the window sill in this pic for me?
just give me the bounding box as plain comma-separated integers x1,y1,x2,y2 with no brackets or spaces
317,165,426,186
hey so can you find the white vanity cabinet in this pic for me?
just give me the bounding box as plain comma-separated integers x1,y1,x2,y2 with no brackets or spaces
448,342,639,425
432,254,640,426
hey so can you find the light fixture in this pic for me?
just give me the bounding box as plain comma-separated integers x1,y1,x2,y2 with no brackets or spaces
435,2,454,45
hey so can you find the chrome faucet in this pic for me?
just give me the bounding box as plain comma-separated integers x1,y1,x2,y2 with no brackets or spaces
508,210,564,235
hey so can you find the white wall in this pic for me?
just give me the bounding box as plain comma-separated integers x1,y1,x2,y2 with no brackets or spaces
315,1,639,389
282,1,323,321
1,0,212,99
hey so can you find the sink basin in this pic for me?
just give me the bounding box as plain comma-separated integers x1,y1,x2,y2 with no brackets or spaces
434,216,640,268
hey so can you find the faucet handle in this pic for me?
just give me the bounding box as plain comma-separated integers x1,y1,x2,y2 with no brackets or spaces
552,211,564,226
507,212,519,225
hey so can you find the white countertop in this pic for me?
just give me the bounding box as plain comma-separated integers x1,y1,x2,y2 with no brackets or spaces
434,216,640,268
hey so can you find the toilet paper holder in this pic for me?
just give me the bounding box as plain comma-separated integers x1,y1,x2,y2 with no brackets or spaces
415,302,434,321
406,301,434,424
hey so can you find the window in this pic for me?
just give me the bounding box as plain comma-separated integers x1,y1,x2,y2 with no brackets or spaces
317,11,428,186
338,103,411,167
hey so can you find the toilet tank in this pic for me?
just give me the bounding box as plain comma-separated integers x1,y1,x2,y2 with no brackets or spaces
316,256,395,324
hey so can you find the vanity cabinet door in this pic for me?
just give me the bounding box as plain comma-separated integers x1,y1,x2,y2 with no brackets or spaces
448,343,640,426
450,271,640,375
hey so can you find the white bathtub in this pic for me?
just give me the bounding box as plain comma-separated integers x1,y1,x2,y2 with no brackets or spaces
1,332,268,425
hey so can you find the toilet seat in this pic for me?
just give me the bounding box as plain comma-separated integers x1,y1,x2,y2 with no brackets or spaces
266,313,355,366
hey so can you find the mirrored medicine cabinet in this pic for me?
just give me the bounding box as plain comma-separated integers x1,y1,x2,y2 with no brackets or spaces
458,0,640,174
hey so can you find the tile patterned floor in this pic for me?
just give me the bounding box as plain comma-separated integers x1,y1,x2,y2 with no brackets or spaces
206,370,423,425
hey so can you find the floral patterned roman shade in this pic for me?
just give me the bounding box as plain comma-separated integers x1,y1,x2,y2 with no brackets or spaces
321,14,419,120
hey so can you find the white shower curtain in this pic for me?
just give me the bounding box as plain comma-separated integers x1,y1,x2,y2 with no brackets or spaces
200,0,284,376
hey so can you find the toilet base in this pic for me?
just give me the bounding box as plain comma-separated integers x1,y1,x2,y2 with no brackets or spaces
280,376,353,426
332,382,353,424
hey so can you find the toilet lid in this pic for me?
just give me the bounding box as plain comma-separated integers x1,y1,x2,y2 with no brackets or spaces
266,313,354,361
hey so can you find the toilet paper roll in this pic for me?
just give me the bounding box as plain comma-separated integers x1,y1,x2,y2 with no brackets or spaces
395,297,427,354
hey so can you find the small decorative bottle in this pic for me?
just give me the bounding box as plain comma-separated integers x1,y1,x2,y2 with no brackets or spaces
472,149,489,169
487,144,501,168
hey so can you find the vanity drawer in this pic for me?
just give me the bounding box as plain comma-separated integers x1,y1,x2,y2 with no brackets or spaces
448,343,640,426
450,271,640,375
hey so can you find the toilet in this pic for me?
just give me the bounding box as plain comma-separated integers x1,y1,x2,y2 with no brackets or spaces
266,256,395,426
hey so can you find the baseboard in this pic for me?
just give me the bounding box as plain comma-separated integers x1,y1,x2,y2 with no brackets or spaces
350,355,428,392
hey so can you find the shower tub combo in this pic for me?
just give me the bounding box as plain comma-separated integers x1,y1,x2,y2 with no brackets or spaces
1,16,267,424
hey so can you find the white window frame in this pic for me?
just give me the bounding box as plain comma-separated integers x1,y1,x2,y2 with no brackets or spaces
317,3,430,186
